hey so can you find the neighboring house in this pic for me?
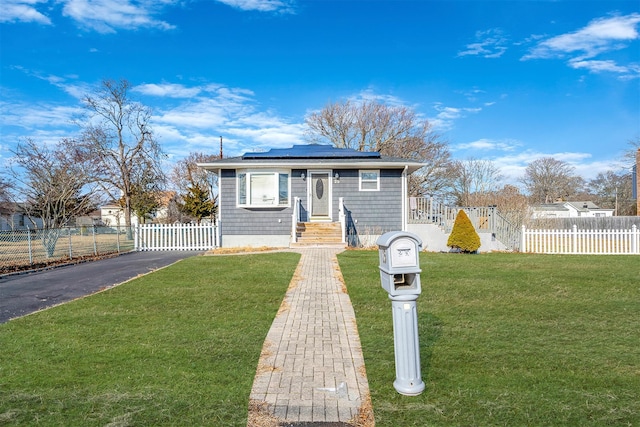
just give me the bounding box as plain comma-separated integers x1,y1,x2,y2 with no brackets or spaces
76,209,103,227
100,204,140,228
531,201,614,219
0,203,43,230
100,191,176,228
198,144,424,248
154,191,176,222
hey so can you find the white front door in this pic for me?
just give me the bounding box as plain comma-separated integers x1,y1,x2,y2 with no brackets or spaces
309,171,331,220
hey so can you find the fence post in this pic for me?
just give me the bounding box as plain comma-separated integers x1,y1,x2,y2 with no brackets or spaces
27,226,33,265
92,226,97,255
521,225,526,253
633,225,638,254
571,224,577,254
68,227,73,259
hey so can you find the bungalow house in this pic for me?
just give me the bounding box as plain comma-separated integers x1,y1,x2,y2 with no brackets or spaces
198,144,424,248
531,201,614,219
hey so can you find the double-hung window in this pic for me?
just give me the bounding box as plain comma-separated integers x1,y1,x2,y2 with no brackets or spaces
359,170,380,191
237,170,290,207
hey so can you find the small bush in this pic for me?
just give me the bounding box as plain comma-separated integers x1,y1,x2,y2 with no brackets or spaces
447,209,481,253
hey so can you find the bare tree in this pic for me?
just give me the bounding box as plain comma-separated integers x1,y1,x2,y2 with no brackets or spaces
9,138,98,256
0,174,15,228
622,136,640,165
450,158,504,206
521,157,585,204
127,162,165,224
305,99,453,196
490,184,531,227
0,174,11,208
588,170,635,216
171,152,219,223
80,79,165,234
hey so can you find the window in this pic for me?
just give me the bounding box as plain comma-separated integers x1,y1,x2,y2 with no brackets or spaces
237,170,290,207
359,170,380,191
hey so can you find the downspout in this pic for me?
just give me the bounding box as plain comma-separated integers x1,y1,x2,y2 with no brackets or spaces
216,168,222,247
402,165,408,231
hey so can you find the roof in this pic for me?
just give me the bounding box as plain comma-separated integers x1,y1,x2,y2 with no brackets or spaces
243,144,381,159
198,144,425,173
533,204,570,212
533,201,613,213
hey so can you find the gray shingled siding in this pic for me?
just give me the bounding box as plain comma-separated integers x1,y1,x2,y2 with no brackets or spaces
220,169,293,236
333,169,403,235
220,168,403,238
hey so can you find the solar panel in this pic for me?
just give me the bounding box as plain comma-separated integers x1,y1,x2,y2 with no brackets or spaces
242,144,381,159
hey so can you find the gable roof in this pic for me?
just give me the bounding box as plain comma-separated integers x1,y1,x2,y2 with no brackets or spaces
199,144,425,173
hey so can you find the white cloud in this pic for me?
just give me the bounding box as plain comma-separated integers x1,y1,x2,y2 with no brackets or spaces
525,14,640,59
0,0,51,24
569,58,638,76
0,100,82,130
215,0,295,13
522,13,640,78
486,150,607,184
454,138,521,152
11,66,92,99
147,82,304,156
133,83,202,98
61,0,176,33
458,28,508,58
430,103,482,131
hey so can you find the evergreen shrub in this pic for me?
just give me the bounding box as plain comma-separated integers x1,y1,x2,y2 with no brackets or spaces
447,209,481,253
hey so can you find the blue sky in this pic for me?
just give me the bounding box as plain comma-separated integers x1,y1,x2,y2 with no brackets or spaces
1,0,639,185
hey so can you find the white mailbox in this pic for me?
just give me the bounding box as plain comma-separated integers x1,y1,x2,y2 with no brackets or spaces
376,230,425,396
377,231,422,296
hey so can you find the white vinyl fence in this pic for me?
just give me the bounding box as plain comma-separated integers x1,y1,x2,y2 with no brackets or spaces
521,225,639,255
135,223,217,251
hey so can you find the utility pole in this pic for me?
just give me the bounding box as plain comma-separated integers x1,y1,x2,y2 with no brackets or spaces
635,148,640,216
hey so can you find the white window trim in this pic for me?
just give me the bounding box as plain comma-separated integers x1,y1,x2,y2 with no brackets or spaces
237,169,291,208
359,169,380,191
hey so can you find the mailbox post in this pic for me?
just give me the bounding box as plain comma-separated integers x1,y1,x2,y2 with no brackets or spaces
377,231,425,396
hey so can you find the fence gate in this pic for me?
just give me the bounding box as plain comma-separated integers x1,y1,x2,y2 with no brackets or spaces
136,223,217,251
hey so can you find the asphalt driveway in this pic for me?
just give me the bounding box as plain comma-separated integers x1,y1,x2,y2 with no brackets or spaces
0,251,203,323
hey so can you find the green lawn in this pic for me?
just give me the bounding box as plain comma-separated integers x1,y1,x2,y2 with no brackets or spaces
2,251,638,426
0,252,301,426
338,251,640,426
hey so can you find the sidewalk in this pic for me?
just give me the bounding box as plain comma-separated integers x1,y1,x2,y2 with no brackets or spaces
247,248,374,427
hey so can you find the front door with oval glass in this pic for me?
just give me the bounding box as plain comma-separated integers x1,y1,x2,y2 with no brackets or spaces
310,172,330,219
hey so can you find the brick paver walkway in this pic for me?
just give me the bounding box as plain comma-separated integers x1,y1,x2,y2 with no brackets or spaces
247,248,373,426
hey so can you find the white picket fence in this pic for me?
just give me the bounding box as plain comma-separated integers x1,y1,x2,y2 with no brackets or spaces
521,225,639,255
135,223,217,251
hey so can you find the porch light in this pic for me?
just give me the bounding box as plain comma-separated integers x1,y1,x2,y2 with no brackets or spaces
301,172,306,181
334,172,340,183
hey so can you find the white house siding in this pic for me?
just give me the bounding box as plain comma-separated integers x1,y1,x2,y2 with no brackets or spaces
100,206,139,228
532,202,614,219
